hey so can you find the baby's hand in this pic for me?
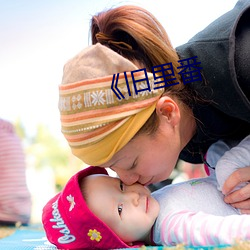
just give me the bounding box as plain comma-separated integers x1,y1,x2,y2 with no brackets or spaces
223,166,250,214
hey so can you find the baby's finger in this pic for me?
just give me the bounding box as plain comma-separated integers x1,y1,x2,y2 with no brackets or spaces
224,184,250,204
240,209,250,214
228,198,250,211
222,167,250,195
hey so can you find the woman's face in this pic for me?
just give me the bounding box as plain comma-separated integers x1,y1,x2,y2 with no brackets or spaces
100,118,182,186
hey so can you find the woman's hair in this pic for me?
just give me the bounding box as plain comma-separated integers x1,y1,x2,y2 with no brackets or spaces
90,5,198,135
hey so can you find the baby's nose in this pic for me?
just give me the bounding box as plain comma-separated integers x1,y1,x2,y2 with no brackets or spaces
126,191,140,206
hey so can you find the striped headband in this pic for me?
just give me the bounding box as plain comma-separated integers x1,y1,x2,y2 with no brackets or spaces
59,43,164,165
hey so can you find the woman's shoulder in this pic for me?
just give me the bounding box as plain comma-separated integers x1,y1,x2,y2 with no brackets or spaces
176,0,250,123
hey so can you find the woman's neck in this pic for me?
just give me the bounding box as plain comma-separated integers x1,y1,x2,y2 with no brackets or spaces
179,104,197,149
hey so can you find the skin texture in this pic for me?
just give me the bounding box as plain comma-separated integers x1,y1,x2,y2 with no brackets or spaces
82,174,160,244
100,131,181,186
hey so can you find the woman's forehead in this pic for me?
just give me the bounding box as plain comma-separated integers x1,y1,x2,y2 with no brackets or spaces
103,135,148,167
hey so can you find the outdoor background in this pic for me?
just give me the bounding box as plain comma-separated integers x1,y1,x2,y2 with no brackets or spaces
1,0,238,223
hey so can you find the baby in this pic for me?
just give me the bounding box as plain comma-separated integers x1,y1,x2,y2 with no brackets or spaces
42,135,250,249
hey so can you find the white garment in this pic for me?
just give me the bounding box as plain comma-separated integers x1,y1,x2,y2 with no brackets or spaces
152,135,250,247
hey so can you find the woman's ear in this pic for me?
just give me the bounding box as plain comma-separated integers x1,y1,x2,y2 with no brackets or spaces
156,96,180,126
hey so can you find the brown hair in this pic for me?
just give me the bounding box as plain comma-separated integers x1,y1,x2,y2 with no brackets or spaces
91,5,198,135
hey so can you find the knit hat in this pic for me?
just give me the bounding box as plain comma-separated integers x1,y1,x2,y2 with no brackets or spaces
59,43,165,166
42,166,141,249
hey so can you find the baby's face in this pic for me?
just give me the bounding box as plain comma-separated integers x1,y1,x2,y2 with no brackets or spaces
84,174,160,244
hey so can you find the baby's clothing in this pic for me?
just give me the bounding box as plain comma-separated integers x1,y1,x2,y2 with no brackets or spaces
152,135,250,246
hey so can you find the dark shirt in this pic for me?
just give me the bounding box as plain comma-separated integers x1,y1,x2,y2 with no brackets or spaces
180,103,250,163
177,0,250,163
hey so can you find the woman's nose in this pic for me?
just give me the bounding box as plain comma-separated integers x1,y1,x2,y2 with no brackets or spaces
112,168,139,185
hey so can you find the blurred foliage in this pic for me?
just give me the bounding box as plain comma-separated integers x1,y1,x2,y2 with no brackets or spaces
14,118,26,139
13,120,86,191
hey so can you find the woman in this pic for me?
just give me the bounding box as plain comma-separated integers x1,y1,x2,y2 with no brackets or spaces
59,2,250,211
